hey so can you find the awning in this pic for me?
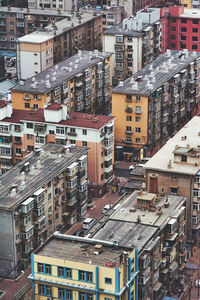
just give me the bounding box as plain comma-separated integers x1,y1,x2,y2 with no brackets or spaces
0,50,16,57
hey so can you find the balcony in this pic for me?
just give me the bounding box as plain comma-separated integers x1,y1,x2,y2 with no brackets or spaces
125,106,132,113
135,107,142,114
125,130,133,135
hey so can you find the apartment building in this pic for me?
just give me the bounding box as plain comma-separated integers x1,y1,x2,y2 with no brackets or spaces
29,0,82,10
29,233,138,300
17,33,54,80
0,101,114,196
96,0,166,17
13,50,112,115
112,50,200,161
16,12,103,75
181,0,192,8
0,143,89,279
0,6,68,53
91,191,187,300
145,116,200,241
103,8,162,85
80,5,122,32
167,6,200,52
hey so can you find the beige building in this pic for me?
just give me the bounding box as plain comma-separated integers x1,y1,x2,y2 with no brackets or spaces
0,6,68,53
144,116,200,241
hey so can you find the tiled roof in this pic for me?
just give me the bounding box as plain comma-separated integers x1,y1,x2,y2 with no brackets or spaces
0,100,7,108
2,108,114,129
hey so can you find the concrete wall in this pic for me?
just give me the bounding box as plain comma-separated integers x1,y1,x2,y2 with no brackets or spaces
0,210,17,278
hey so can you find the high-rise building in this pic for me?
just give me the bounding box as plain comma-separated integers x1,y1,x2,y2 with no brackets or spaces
90,191,187,300
0,102,114,197
13,50,112,114
103,8,162,85
144,116,200,240
112,50,200,161
0,143,88,279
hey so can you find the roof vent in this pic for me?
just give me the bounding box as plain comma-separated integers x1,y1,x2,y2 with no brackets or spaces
32,77,35,82
118,81,124,87
11,188,17,197
46,74,50,79
52,76,56,81
19,80,24,85
55,65,58,70
181,135,187,140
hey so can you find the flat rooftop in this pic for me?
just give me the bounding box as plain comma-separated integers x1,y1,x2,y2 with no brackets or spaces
103,20,144,37
0,6,72,16
35,234,131,267
18,31,54,43
92,191,185,252
45,11,101,36
180,9,200,19
144,116,200,175
0,143,88,210
12,50,111,93
112,50,200,96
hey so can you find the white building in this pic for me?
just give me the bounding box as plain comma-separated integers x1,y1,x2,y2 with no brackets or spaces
17,32,54,80
28,0,81,11
103,8,162,85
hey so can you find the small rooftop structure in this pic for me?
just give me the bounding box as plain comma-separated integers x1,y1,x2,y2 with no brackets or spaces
112,50,200,96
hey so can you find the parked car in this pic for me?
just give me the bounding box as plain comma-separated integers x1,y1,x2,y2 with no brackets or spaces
195,279,200,287
102,204,112,214
7,61,15,67
73,230,84,237
119,187,125,195
82,218,95,230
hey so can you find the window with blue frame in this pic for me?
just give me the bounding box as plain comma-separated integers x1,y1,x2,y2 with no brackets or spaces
105,277,112,284
38,284,52,296
79,292,93,300
37,263,52,275
58,266,72,278
58,288,72,300
78,270,93,282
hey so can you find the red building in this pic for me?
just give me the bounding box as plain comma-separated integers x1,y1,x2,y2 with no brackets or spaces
165,5,200,52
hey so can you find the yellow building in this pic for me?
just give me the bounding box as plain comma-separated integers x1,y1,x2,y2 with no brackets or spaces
29,234,138,300
12,50,112,116
112,50,200,160
180,0,192,8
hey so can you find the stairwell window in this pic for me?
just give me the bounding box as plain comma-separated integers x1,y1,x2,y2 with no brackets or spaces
105,277,112,284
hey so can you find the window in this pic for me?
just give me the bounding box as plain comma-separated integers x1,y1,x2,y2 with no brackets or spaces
25,103,30,108
27,123,33,129
171,187,177,194
136,95,141,102
192,36,198,41
79,270,93,282
27,134,33,140
27,145,34,152
193,28,198,33
56,127,65,135
135,127,141,133
181,35,186,40
135,138,140,143
126,116,132,121
193,203,199,211
171,173,178,180
181,18,187,24
181,155,187,162
171,26,176,31
37,263,51,275
83,129,87,135
33,104,38,109
70,140,76,144
181,43,186,49
46,286,52,296
171,18,176,23
82,141,87,147
101,163,104,168
181,27,187,32
105,277,112,284
171,35,176,40
171,43,175,49
126,126,132,132
193,19,198,25
38,284,45,296
79,293,93,300
58,288,72,299
135,106,141,113
49,130,55,135
135,117,141,122
192,45,197,50
58,266,72,278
